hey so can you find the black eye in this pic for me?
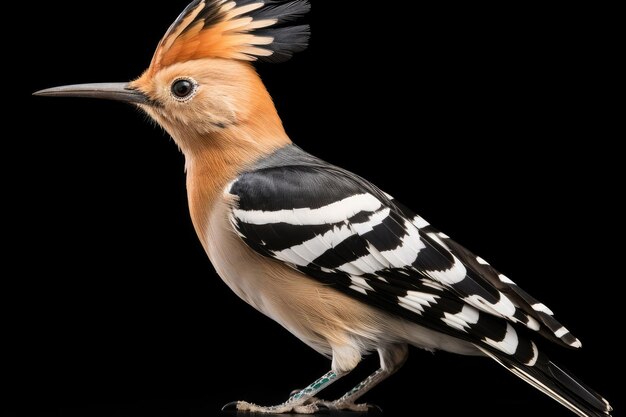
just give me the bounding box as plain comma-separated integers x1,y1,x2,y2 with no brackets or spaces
171,79,195,100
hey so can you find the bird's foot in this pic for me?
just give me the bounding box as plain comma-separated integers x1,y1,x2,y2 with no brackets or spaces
222,399,381,414
222,400,322,414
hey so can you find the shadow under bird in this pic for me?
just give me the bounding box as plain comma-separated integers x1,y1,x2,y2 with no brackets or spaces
35,1,612,415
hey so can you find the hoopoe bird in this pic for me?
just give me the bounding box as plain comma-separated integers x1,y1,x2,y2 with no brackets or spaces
35,1,612,415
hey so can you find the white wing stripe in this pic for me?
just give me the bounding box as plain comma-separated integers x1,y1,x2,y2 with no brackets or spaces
274,207,393,268
532,303,554,315
425,255,467,284
464,293,517,318
412,215,430,229
335,220,426,275
442,304,480,333
349,285,367,295
398,299,424,315
554,327,568,338
398,291,439,316
233,193,382,225
379,221,425,265
405,290,439,306
339,256,383,275
351,208,390,234
350,276,374,291
526,341,539,366
484,323,519,355
272,223,353,264
498,274,516,285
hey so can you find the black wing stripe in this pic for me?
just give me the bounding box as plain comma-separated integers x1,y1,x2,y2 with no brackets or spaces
239,222,337,251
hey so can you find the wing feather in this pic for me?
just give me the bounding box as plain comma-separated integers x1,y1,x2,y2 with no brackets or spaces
227,152,581,359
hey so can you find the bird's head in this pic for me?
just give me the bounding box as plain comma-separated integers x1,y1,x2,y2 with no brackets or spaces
35,0,310,156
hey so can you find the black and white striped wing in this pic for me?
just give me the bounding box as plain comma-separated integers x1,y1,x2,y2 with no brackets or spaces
227,164,580,360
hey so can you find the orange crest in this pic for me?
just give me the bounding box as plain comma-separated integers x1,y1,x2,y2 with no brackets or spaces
148,0,310,74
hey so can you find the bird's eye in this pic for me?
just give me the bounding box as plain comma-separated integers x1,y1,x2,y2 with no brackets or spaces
171,78,197,101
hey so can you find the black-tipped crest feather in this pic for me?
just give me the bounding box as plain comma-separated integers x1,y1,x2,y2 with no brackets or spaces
155,0,310,66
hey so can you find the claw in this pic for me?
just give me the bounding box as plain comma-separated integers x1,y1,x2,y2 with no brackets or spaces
316,402,330,412
221,401,240,411
365,404,383,414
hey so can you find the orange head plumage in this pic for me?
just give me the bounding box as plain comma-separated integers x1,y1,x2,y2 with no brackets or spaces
35,0,310,157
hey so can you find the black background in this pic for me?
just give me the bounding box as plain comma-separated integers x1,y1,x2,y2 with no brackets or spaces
12,1,621,416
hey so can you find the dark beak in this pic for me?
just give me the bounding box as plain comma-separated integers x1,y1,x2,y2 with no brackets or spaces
33,82,149,105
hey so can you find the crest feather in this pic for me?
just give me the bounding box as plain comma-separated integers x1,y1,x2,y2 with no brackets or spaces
149,0,310,72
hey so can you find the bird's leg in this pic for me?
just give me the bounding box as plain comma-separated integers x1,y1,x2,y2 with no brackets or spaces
224,345,365,414
226,370,344,414
317,344,409,412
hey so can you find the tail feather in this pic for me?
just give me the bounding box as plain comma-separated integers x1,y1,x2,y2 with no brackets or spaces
477,346,612,417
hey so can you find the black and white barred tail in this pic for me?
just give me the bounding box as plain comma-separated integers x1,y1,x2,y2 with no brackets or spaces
479,346,612,417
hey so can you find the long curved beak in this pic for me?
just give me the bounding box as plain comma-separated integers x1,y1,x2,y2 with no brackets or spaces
33,82,149,105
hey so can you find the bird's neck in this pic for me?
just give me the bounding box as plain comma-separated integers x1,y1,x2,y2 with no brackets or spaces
183,107,291,248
